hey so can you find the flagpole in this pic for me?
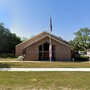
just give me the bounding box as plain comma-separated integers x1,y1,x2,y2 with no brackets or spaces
50,29,52,67
49,16,52,67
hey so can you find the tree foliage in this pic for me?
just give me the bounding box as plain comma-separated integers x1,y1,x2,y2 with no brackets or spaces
70,27,90,51
0,23,22,53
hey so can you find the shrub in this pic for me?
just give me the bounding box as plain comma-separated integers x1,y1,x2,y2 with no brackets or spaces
0,63,11,68
17,56,24,61
74,55,89,61
0,53,15,58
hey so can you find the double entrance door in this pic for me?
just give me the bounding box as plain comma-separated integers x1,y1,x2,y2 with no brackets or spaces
39,42,55,61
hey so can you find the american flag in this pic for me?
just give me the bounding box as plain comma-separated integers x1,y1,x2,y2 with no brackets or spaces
49,44,52,58
50,16,52,31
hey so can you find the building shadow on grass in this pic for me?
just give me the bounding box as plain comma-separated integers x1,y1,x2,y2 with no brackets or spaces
0,63,11,68
0,63,22,68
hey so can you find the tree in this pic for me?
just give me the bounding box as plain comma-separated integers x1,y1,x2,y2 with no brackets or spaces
21,37,27,42
70,27,90,51
0,23,22,54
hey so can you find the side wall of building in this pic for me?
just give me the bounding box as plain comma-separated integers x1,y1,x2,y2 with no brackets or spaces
54,40,71,61
50,38,71,61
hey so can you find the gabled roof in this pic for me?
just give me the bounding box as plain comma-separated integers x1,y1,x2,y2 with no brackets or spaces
16,31,70,48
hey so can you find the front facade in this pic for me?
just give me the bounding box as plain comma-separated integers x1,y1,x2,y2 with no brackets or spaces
16,31,71,61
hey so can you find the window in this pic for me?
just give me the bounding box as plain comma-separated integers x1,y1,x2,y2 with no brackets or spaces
43,43,49,51
39,45,42,51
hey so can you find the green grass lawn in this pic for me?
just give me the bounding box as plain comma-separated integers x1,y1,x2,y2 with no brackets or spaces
0,72,90,90
0,58,17,61
0,61,90,68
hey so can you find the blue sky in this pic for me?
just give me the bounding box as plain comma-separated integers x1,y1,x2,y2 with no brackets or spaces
0,0,90,41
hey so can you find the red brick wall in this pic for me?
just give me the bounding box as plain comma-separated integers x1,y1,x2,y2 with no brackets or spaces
24,37,71,61
16,32,48,57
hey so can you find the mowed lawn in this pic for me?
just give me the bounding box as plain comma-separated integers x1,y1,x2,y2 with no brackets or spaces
0,72,90,90
0,58,17,61
0,61,90,68
0,58,90,68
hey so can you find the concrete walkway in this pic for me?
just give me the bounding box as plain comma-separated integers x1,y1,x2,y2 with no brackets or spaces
0,68,90,71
